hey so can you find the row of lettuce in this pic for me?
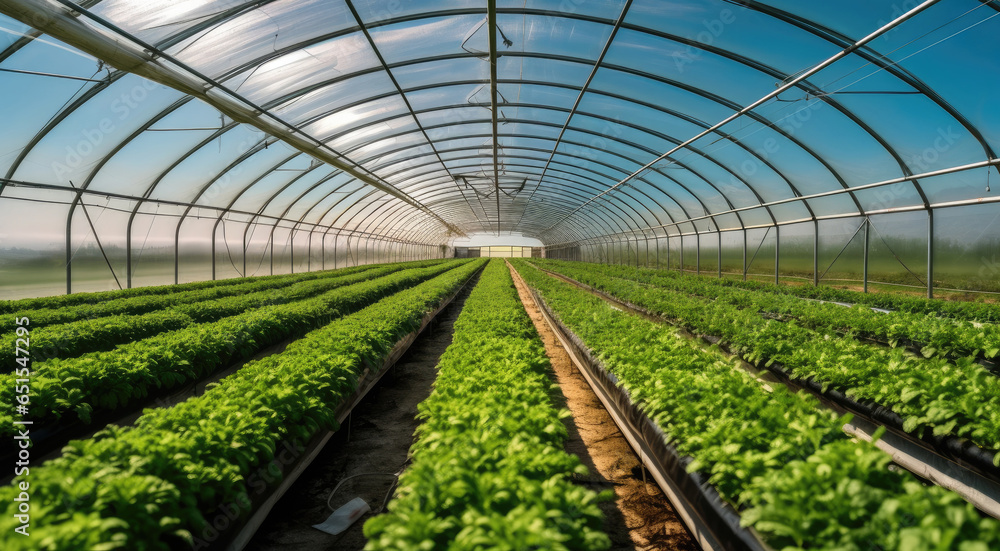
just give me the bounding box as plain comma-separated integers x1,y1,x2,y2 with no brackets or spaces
0,260,461,439
364,260,610,550
0,262,396,316
530,259,1000,454
0,261,444,360
511,259,1000,550
672,264,999,323
538,260,1000,364
0,265,366,333
0,258,487,550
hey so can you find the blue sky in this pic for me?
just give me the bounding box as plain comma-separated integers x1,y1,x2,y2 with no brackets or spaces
0,0,997,253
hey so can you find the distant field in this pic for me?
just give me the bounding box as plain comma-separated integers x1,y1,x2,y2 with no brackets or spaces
3,238,997,300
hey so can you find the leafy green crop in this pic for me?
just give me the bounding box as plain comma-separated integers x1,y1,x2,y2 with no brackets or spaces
529,259,1000,452
511,259,1000,551
365,260,609,550
0,269,262,314
0,259,486,550
0,260,447,334
0,261,444,366
537,258,1000,323
536,259,1000,363
0,260,469,438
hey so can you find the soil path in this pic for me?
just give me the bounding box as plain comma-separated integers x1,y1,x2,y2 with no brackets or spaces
246,273,479,550
509,263,699,551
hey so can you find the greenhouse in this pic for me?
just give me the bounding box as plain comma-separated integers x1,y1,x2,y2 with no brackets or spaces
1,0,999,549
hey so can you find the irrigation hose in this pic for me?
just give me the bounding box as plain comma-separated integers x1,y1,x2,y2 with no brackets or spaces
325,470,405,515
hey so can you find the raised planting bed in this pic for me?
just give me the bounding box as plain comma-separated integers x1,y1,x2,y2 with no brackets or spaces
365,259,610,550
0,259,486,551
0,261,467,445
531,263,1000,520
511,259,1000,551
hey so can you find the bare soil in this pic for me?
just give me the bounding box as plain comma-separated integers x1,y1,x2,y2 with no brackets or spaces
245,275,478,551
249,265,698,551
509,264,700,551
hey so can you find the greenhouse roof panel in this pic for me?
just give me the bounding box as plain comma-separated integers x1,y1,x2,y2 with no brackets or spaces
0,0,996,247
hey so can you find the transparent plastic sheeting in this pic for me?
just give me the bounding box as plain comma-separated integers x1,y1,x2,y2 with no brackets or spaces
0,0,998,297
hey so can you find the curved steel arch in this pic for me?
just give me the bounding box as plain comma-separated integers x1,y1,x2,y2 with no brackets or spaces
401,175,633,243
385,169,637,242
0,0,290,191
264,106,688,243
339,116,760,228
316,94,798,227
359,137,683,222
11,35,840,250
393,168,637,242
10,35,821,233
369,146,675,234
1,0,995,277
332,116,709,222
255,14,928,225
0,2,460,239
382,169,621,243
409,154,660,234
242,161,335,276
243,53,848,229
351,133,726,236
487,4,994,218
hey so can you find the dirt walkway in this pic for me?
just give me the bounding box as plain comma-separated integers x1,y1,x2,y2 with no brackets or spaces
246,274,479,550
509,264,699,551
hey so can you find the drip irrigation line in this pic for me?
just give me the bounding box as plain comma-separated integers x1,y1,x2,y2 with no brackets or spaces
324,470,404,515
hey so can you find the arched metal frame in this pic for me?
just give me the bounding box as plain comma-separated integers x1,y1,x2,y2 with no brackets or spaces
0,0,997,297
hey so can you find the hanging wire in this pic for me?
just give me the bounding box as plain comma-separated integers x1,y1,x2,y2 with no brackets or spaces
818,219,868,281
691,4,1000,171
497,25,513,48
220,218,244,277
460,17,487,56
37,65,106,132
824,2,996,92
129,203,160,278
245,220,272,277
0,24,98,60
823,12,1000,100
461,18,514,54
866,219,925,286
